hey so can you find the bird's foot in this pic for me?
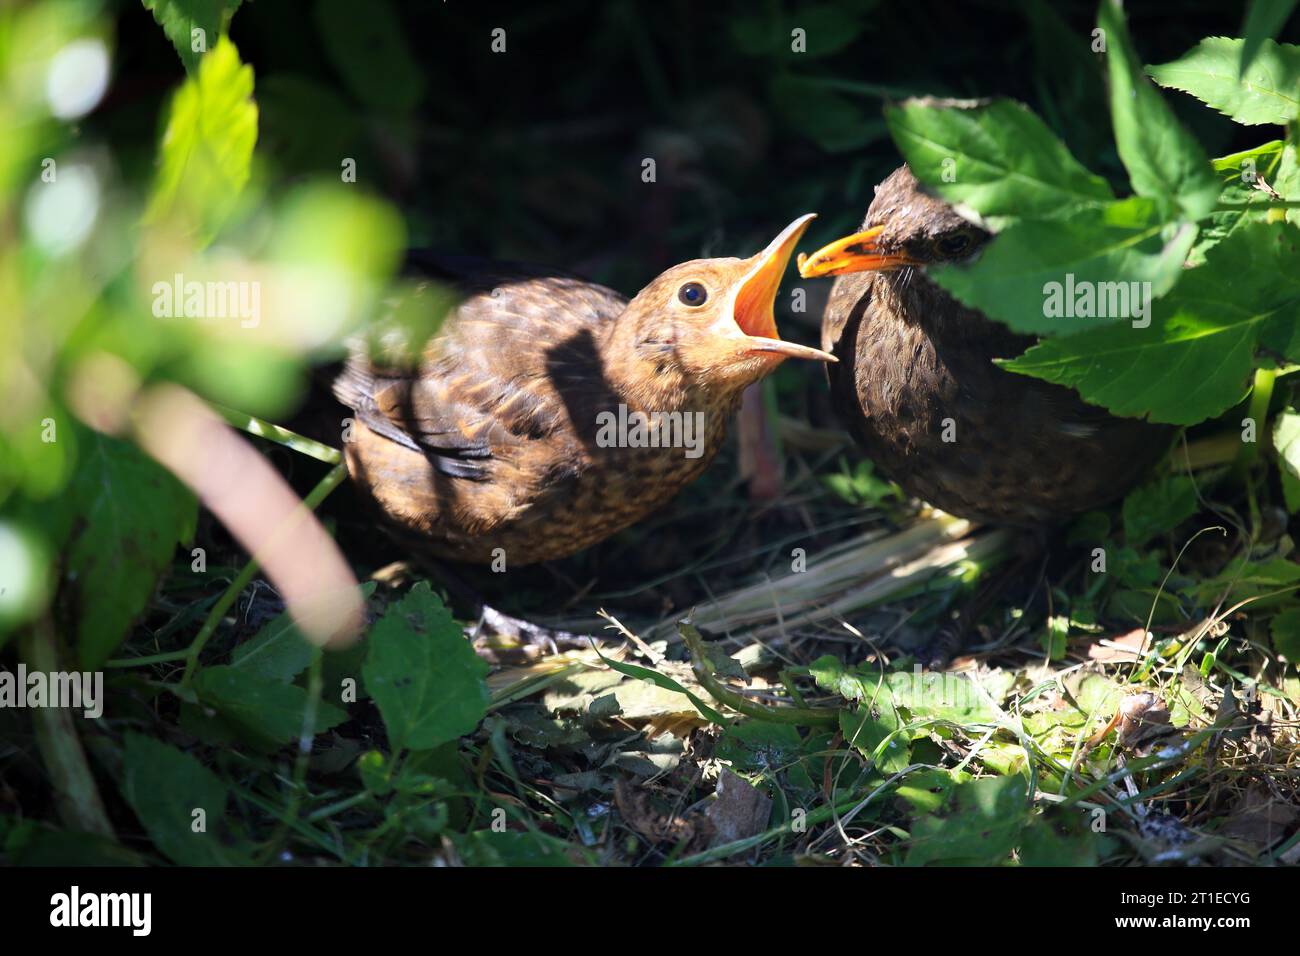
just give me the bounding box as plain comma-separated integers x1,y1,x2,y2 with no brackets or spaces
469,605,592,664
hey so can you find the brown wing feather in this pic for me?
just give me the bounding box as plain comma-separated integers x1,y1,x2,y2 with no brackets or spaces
335,261,628,480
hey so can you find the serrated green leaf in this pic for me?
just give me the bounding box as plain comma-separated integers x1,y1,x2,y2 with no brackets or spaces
61,432,196,669
1099,0,1220,221
121,732,240,865
1149,37,1300,126
361,582,488,752
1123,475,1199,546
146,36,257,243
193,665,347,748
142,0,243,74
931,198,1196,336
886,98,1113,226
1001,223,1300,424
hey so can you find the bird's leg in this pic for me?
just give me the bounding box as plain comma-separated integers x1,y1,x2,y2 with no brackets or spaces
917,531,1046,669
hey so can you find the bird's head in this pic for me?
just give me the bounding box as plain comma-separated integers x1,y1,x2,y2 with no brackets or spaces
619,214,836,394
796,165,990,279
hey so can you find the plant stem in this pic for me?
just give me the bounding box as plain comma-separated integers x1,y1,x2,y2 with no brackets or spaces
179,462,349,686
1231,367,1276,534
18,621,115,839
208,402,342,464
679,623,839,727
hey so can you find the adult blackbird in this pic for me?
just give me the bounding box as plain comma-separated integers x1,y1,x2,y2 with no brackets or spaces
334,215,834,566
798,166,1172,527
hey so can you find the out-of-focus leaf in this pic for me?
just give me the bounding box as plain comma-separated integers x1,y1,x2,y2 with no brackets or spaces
1098,0,1219,221
121,732,241,865
146,36,257,243
1240,0,1300,77
769,75,887,153
1000,223,1300,424
59,431,196,669
886,98,1113,227
142,0,243,74
1149,37,1300,126
313,0,423,113
361,582,488,752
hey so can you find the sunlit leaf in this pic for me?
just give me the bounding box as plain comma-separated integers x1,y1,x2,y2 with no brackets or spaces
1149,37,1300,126
1000,223,1300,423
886,97,1113,226
1099,0,1219,221
146,36,257,243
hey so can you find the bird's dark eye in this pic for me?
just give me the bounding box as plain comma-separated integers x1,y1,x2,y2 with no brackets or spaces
677,282,708,306
937,233,972,257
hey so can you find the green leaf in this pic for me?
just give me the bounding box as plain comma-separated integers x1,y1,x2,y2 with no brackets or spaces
931,198,1196,336
1149,37,1300,126
361,582,488,752
121,732,240,865
229,585,373,683
1122,475,1199,546
193,665,347,748
146,36,258,243
885,98,1113,226
1098,0,1219,221
1270,607,1300,658
60,432,196,669
1001,222,1300,424
596,651,728,724
841,706,910,774
141,0,243,74
1240,0,1300,77
1274,406,1300,484
1188,557,1300,608
313,0,424,114
905,775,1028,866
230,611,317,682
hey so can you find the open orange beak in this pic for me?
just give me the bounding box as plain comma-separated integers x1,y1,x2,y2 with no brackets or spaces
796,224,918,278
731,214,837,363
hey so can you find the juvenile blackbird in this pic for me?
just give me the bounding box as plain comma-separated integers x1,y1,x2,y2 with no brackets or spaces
334,216,834,566
798,166,1172,527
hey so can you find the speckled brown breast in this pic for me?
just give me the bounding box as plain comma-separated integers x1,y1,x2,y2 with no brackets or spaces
822,268,1174,526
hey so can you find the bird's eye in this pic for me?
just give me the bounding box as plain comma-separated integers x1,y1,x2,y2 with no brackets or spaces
937,233,972,257
677,282,708,306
